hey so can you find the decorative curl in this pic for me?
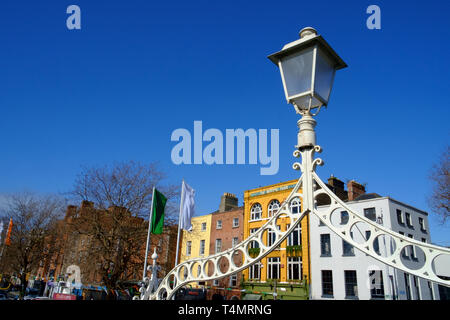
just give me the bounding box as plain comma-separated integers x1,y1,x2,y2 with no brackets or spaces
314,145,322,153
312,158,324,170
293,150,301,158
292,162,302,171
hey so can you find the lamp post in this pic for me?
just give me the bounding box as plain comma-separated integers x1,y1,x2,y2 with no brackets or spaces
266,27,450,289
143,27,450,300
267,27,347,215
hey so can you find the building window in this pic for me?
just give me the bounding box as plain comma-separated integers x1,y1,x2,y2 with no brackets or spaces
421,238,427,243
369,270,385,299
216,220,222,229
405,212,413,228
320,234,331,256
413,276,421,300
250,228,259,249
290,197,301,214
373,236,380,255
364,207,376,222
408,234,416,259
229,275,237,287
341,211,349,224
342,233,354,256
267,257,280,280
404,273,411,300
399,231,409,258
232,237,239,247
197,265,202,278
201,222,207,231
268,200,280,218
344,270,358,298
215,239,222,253
213,279,219,286
321,270,333,297
233,217,239,228
249,263,260,280
199,240,205,256
418,217,426,232
396,209,404,225
287,257,302,280
267,226,280,246
250,203,262,221
186,241,192,256
287,224,301,246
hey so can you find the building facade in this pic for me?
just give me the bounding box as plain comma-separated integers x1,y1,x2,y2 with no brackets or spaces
310,194,442,300
207,193,244,300
36,201,178,289
179,213,212,288
242,179,310,300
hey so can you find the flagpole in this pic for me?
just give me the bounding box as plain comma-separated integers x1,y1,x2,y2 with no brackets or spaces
174,179,185,266
143,187,156,280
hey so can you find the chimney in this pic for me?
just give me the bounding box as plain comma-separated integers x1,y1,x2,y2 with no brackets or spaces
65,205,78,220
347,180,366,201
81,200,94,209
328,175,345,190
219,193,238,212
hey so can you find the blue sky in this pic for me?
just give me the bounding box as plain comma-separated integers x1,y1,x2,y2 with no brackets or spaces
0,1,449,245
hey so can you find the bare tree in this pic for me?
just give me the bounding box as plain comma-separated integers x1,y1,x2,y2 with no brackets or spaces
0,193,65,298
68,161,178,299
428,147,450,224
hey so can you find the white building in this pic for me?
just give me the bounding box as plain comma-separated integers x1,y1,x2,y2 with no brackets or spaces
309,193,446,300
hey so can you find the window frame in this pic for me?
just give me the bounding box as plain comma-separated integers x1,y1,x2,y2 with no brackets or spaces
369,270,385,300
344,270,358,299
250,203,262,221
186,241,192,256
267,257,281,280
320,233,331,257
232,217,239,228
405,212,413,228
321,270,334,297
287,224,302,247
396,209,404,225
268,199,281,218
418,217,426,232
287,257,302,281
342,233,355,257
215,238,222,253
364,207,376,222
199,239,205,256
290,197,301,214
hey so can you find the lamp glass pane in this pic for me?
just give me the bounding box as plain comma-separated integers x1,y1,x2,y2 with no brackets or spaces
280,47,314,98
314,48,336,104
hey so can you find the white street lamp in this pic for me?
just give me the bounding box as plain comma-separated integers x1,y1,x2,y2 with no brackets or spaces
268,27,347,150
142,28,450,300
268,27,347,115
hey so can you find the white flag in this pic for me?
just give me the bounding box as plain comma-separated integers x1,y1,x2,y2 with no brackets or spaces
0,222,3,244
179,181,195,231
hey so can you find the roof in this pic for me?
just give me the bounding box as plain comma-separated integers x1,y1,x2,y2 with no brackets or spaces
353,193,382,201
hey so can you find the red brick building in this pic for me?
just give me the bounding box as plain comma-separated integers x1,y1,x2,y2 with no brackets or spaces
36,201,178,290
207,193,244,300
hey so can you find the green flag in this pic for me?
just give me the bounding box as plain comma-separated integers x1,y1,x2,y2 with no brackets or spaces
151,188,167,234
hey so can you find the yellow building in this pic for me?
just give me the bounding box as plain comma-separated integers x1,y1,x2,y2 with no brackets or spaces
242,179,310,287
179,214,212,287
